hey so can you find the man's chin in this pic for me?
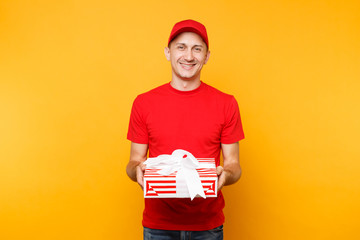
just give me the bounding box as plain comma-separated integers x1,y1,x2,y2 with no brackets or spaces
178,72,198,80
179,75,197,81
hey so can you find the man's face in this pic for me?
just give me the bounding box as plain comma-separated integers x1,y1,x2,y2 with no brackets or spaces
165,32,210,81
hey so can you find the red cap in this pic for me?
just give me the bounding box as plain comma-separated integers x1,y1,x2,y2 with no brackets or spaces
168,19,209,48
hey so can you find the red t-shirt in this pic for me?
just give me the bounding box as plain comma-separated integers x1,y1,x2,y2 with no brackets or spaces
127,82,244,231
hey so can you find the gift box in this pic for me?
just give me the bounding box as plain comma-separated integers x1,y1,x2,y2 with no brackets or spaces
143,150,218,200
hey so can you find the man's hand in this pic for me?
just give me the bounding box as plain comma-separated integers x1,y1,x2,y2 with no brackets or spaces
216,165,226,191
136,162,146,190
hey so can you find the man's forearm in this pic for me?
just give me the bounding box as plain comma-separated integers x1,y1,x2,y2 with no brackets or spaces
220,142,241,188
223,162,242,186
126,160,142,182
126,142,149,183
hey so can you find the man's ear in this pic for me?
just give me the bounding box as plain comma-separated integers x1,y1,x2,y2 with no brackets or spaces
164,47,170,61
204,50,210,64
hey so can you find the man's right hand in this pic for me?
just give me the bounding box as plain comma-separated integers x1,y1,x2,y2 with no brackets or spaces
136,162,146,190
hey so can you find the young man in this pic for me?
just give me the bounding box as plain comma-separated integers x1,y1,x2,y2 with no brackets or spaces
126,19,244,240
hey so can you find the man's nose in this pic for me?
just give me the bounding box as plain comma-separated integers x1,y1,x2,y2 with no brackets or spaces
184,49,194,61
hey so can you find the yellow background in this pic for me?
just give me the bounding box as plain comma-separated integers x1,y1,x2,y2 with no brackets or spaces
1,0,359,239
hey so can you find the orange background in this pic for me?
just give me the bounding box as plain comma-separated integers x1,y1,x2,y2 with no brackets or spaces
1,0,359,239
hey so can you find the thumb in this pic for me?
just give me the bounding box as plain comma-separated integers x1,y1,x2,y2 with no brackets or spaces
216,166,223,176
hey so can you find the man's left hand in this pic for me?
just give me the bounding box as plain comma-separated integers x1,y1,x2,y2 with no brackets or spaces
216,165,226,192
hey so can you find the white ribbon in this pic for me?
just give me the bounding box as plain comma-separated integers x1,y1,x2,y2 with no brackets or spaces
144,149,206,200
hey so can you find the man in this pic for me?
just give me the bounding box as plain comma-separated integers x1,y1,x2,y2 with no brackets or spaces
126,19,244,240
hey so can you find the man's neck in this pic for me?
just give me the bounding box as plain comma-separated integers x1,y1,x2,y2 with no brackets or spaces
170,77,201,92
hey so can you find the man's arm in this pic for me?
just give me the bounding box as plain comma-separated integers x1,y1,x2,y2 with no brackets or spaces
217,142,241,191
126,142,148,189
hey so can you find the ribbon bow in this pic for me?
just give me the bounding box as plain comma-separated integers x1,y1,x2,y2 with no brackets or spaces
144,149,206,200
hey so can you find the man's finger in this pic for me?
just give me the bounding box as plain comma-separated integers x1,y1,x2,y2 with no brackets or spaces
136,164,145,190
217,174,225,192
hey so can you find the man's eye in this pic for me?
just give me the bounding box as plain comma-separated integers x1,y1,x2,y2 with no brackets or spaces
178,46,184,50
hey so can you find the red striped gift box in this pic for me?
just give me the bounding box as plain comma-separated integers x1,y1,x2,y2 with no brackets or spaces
144,158,218,198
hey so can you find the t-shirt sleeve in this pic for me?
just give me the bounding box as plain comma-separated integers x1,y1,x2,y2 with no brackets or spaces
221,96,245,144
127,96,149,144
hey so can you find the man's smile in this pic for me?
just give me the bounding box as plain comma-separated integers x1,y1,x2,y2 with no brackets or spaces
179,62,197,70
